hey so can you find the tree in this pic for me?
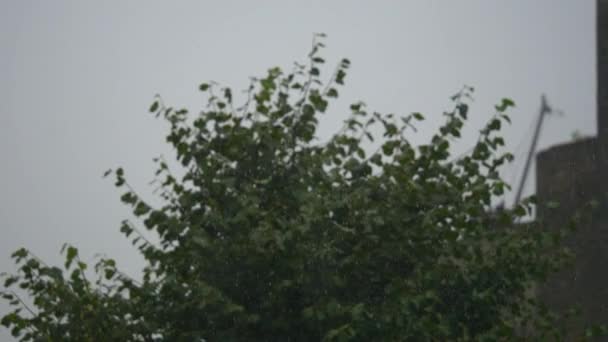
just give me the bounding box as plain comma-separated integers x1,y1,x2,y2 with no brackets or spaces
0,35,581,340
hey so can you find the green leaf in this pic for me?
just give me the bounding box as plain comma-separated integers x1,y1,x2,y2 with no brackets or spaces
495,98,515,112
412,112,424,121
502,98,515,107
302,104,315,118
3,276,18,288
120,221,134,237
65,246,78,269
336,69,346,85
327,88,338,98
149,101,159,113
513,205,526,217
370,153,382,165
10,248,27,261
120,192,137,205
199,83,210,91
488,118,501,131
457,103,468,119
134,202,151,216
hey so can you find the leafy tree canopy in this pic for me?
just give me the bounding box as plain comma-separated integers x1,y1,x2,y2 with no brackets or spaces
1,35,581,340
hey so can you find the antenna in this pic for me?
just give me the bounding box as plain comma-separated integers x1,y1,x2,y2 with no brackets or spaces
513,94,555,206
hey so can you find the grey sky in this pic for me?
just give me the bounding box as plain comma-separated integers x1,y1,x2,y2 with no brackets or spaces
0,1,595,339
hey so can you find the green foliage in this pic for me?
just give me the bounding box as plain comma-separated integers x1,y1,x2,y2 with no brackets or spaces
0,35,586,340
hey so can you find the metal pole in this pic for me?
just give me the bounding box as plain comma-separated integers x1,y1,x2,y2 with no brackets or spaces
513,94,551,205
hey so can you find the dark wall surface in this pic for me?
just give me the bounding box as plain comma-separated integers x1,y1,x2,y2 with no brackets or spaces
536,137,608,335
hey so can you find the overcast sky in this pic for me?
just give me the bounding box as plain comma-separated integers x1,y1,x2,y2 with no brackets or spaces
0,1,595,338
